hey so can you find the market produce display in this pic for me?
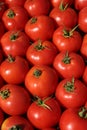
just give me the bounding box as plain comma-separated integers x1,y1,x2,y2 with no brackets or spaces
0,0,87,130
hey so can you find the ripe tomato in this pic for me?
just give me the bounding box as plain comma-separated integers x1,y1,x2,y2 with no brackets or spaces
78,7,87,33
0,55,29,84
52,26,82,52
0,0,6,19
25,15,56,42
0,108,4,126
59,107,87,130
1,30,30,57
5,0,26,7
82,66,87,86
26,40,58,66
25,65,58,98
53,51,85,79
2,6,29,30
74,0,87,10
1,115,34,130
0,84,31,115
0,21,5,40
27,97,61,129
49,3,77,28
0,75,5,88
55,77,87,108
24,0,51,17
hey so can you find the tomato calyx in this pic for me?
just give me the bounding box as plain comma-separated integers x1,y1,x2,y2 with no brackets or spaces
78,107,87,119
10,31,20,41
0,89,10,99
64,77,75,92
59,1,68,11
7,55,15,63
34,40,45,51
33,69,42,78
62,51,71,64
30,17,37,24
7,9,15,18
9,125,22,130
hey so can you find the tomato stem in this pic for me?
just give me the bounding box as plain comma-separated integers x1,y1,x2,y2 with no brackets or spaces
0,89,10,99
34,40,45,50
7,9,15,18
33,69,42,78
62,51,71,64
30,17,37,24
78,107,87,119
9,125,22,130
59,1,68,11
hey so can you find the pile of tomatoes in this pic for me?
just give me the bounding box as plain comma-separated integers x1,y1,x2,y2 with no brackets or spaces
0,0,87,130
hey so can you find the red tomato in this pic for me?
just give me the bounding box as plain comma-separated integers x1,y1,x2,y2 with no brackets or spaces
0,108,4,126
5,0,26,7
26,40,58,66
59,107,87,130
0,75,5,89
0,0,6,19
55,77,87,108
0,21,5,40
0,55,29,84
53,51,85,79
2,6,29,30
1,30,30,57
50,0,73,7
1,115,34,130
0,84,31,115
52,26,82,52
25,15,56,42
27,97,61,129
24,0,51,17
41,128,56,130
75,0,87,10
82,66,87,86
25,65,58,98
78,7,87,33
49,3,77,28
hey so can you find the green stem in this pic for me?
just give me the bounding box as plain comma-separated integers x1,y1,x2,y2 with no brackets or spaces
7,9,15,18
9,125,22,130
59,1,68,11
62,51,71,64
33,69,42,78
78,107,87,119
0,89,10,99
7,55,15,63
30,17,37,24
34,40,45,51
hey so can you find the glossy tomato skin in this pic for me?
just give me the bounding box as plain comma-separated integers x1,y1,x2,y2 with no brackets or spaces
2,6,29,31
0,108,4,126
55,78,87,108
74,0,87,10
52,26,82,52
59,108,87,130
25,15,56,42
5,0,26,7
27,97,61,129
25,65,58,98
78,7,87,33
49,6,77,28
26,40,58,66
1,30,30,57
0,56,29,84
53,51,85,79
1,115,34,130
24,0,51,17
0,84,31,115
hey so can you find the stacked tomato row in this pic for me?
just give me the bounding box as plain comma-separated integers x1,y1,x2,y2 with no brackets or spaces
0,0,87,130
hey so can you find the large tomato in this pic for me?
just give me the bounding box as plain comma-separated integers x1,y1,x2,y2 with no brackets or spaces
59,107,87,130
52,26,82,52
0,84,31,115
0,55,29,84
5,0,26,7
53,51,85,79
25,15,56,42
1,30,30,57
55,77,87,108
27,97,61,129
2,6,29,30
49,3,77,28
24,0,51,17
78,7,87,33
1,115,34,130
74,0,87,10
26,40,58,66
25,65,58,98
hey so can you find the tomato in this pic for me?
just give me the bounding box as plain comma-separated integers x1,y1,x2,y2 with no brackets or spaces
59,107,87,130
0,75,5,89
41,128,56,130
78,7,87,33
50,0,73,8
74,0,87,10
1,30,30,57
0,21,5,40
82,66,87,86
5,0,26,7
24,0,51,17
25,15,56,42
0,55,29,84
26,40,58,66
27,97,61,129
55,77,87,108
52,26,82,52
2,6,29,31
25,65,58,98
0,84,31,115
49,3,77,28
0,0,6,19
53,51,85,79
0,108,4,126
1,115,34,130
